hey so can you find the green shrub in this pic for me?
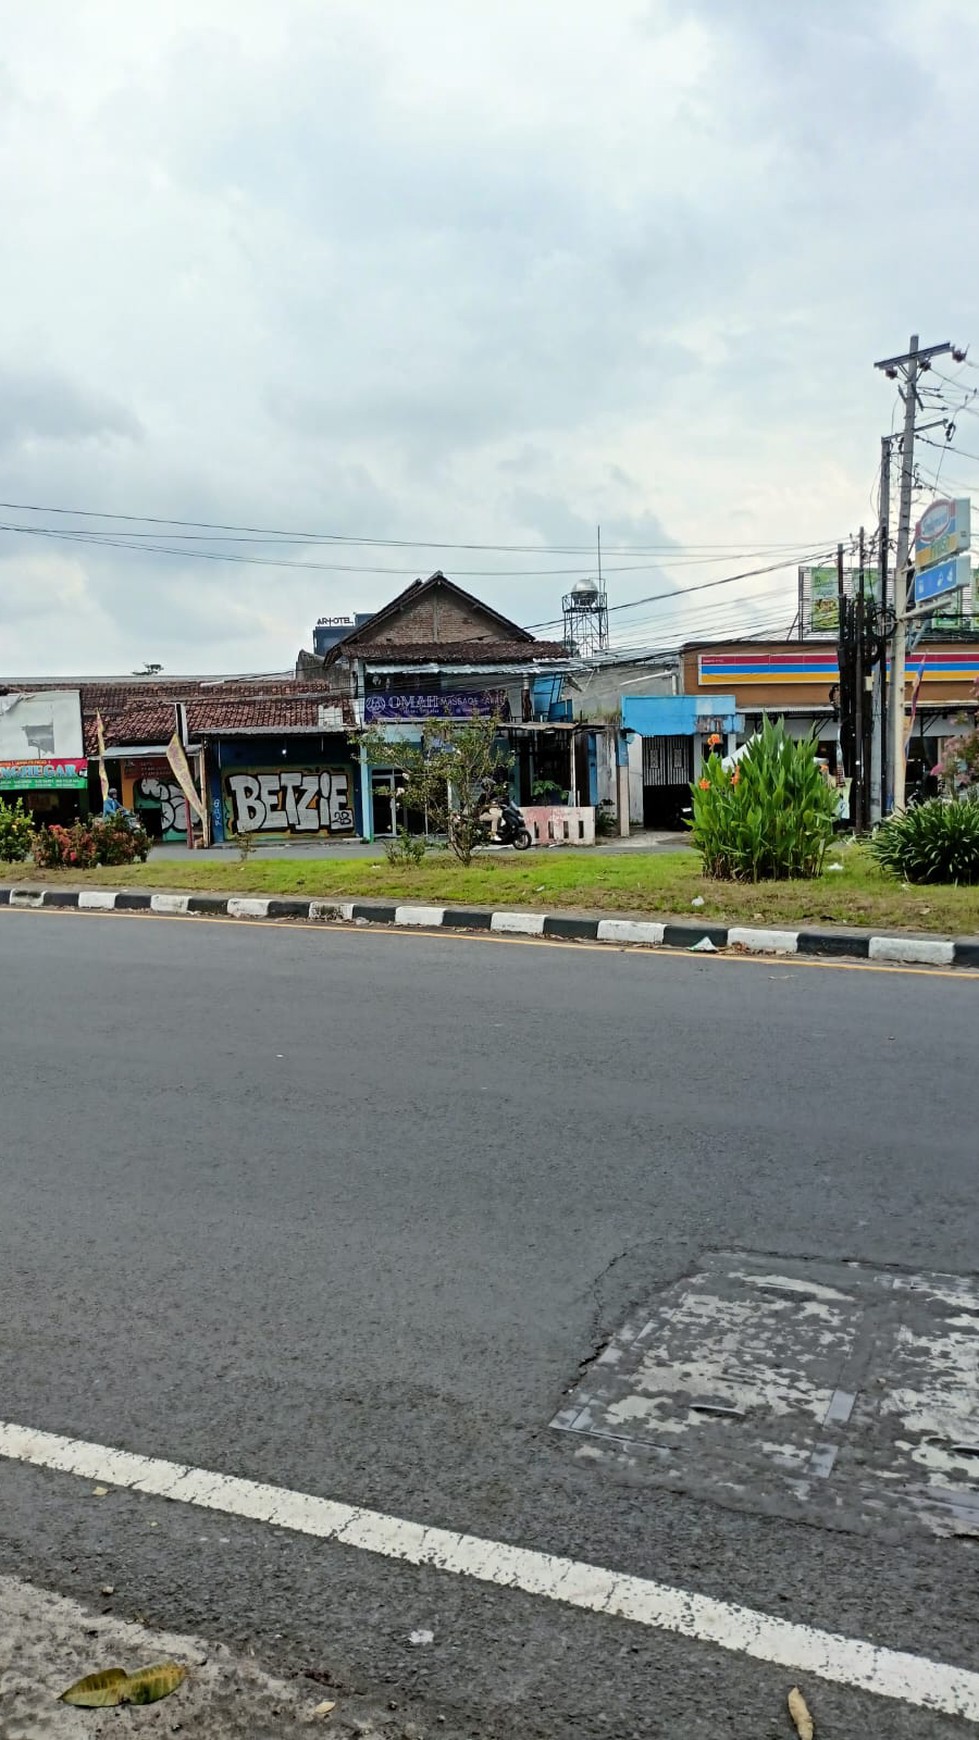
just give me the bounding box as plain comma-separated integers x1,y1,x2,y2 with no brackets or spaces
871,794,979,884
90,810,151,865
383,826,427,867
32,811,151,870
32,823,98,870
0,796,34,862
689,717,838,881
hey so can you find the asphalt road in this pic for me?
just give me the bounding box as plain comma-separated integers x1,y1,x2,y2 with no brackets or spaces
0,908,977,1738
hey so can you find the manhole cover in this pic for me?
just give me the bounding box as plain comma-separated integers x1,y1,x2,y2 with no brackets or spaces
552,1253,979,1537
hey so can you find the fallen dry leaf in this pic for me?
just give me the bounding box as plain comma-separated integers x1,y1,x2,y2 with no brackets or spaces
59,1662,186,1709
312,1699,337,1718
788,1684,814,1739
60,1669,129,1708
91,1487,109,1498
120,1662,187,1705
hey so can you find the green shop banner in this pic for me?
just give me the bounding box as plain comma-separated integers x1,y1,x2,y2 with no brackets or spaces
0,757,89,791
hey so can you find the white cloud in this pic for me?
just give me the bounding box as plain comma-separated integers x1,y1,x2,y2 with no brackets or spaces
0,0,977,674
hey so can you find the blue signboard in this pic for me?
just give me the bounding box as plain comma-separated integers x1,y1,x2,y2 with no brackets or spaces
364,690,506,723
915,498,970,571
913,551,972,608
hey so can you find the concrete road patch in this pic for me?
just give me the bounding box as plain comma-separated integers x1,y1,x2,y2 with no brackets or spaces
553,1252,979,1539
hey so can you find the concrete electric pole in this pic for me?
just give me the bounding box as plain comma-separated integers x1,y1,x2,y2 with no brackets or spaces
874,335,956,811
869,435,891,825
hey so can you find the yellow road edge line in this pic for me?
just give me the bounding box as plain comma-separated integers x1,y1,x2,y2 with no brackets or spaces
2,901,976,979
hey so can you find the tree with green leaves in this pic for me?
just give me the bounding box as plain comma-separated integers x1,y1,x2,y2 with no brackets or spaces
357,714,513,865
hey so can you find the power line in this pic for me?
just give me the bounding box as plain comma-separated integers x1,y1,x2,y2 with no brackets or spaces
524,547,838,630
0,496,834,559
0,516,844,584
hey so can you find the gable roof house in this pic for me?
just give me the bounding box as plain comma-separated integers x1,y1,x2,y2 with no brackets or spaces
312,573,603,836
319,572,569,714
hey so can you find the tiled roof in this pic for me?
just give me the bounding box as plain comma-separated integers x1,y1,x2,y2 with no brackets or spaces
343,640,569,665
0,678,349,753
184,696,355,735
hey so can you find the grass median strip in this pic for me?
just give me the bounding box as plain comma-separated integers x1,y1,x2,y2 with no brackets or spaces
2,846,978,936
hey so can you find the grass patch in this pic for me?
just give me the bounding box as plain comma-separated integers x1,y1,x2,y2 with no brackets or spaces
3,843,979,934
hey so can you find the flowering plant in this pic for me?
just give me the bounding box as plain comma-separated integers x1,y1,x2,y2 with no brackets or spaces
0,797,34,863
689,717,837,881
32,811,150,869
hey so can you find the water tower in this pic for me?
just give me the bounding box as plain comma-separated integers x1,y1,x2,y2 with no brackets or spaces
562,578,609,655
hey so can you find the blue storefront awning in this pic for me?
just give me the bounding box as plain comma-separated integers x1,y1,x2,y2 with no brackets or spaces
621,695,743,736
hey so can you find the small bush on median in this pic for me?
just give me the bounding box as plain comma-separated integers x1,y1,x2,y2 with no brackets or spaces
689,718,838,881
0,797,34,862
32,812,151,870
383,826,428,867
32,823,98,870
871,794,979,885
91,810,151,866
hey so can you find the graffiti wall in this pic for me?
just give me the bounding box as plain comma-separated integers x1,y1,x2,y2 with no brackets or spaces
135,776,188,839
121,758,189,840
223,766,355,836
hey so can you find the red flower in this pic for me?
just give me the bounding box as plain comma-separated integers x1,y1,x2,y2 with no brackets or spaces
698,777,711,791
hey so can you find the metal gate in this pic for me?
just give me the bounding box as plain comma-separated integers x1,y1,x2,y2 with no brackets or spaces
642,735,692,785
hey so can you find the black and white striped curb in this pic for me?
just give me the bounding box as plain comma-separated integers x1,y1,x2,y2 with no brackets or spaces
2,883,978,967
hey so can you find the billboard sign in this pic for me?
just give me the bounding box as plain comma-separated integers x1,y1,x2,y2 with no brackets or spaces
933,564,979,628
913,551,972,609
914,498,971,572
807,565,840,631
0,757,88,790
363,690,506,722
799,566,871,635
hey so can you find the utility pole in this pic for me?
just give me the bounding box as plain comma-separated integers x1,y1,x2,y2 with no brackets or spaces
874,335,955,810
874,435,890,822
854,529,866,830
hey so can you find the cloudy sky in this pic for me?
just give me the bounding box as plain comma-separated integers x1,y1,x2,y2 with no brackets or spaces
2,0,978,676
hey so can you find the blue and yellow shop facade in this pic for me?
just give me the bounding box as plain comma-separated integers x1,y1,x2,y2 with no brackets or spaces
684,639,979,788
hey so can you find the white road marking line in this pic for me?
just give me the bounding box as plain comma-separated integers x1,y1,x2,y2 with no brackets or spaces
0,1422,976,1721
